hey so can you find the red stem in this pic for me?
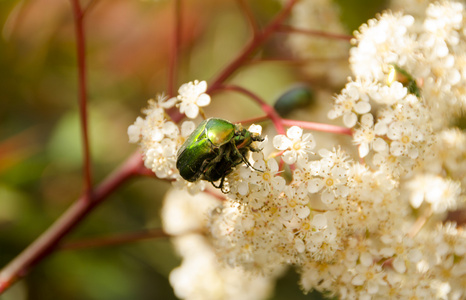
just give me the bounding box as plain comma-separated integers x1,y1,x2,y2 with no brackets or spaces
239,115,269,125
0,0,299,294
82,0,99,17
70,0,93,198
239,117,353,136
0,152,144,293
168,0,181,98
220,85,286,135
281,119,353,136
278,24,353,41
207,0,298,93
236,0,259,37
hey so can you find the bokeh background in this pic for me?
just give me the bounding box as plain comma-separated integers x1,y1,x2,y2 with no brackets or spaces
0,0,386,299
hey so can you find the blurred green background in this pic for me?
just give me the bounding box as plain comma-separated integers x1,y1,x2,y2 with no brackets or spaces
0,0,385,299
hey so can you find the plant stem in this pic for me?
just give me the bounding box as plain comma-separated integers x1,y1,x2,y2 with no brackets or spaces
207,0,298,93
235,0,259,37
0,0,299,294
239,117,353,136
239,115,269,125
0,151,144,294
220,85,286,135
278,25,353,41
70,0,93,199
168,0,181,98
281,119,353,136
82,0,99,17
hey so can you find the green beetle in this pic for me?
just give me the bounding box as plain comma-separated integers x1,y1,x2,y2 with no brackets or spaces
176,118,263,192
273,85,314,117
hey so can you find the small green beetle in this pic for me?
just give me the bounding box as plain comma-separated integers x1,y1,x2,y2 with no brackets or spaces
176,118,263,192
273,85,314,117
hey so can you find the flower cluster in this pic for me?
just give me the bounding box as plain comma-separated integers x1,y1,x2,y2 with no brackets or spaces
328,77,435,177
162,189,279,300
299,224,465,300
127,81,212,193
350,1,466,126
129,2,466,299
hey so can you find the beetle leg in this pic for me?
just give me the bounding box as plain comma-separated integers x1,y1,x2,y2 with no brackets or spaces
210,179,221,189
230,142,264,172
203,146,233,191
210,175,229,193
212,143,227,164
210,175,229,194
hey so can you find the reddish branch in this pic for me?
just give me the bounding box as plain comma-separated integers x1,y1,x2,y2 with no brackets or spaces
282,119,353,136
0,151,144,293
0,0,300,294
240,117,353,137
207,0,298,93
235,0,259,36
220,85,286,135
70,0,93,198
278,24,353,41
168,0,181,98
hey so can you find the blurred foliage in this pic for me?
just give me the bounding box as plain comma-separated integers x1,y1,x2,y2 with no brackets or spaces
334,0,389,32
0,0,385,299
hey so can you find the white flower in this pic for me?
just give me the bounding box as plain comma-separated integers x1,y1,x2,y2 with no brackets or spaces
387,120,423,158
251,158,286,192
273,126,316,164
171,80,211,119
248,124,262,135
405,174,460,213
163,190,276,300
373,81,408,105
350,13,416,81
227,165,255,197
276,185,310,221
327,79,374,127
306,149,350,206
127,116,145,143
162,188,220,235
353,113,388,158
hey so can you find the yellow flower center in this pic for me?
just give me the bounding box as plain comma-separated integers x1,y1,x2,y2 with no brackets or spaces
343,100,353,110
401,135,410,144
302,222,311,231
325,178,334,187
293,141,302,151
262,172,271,181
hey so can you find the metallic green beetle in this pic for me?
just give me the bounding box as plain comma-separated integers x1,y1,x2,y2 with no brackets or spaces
176,118,263,192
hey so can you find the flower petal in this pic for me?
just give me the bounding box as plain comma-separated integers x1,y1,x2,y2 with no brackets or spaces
355,101,371,114
373,138,387,152
343,112,358,128
185,103,199,119
273,135,292,150
196,93,211,107
308,178,324,193
287,126,303,139
282,151,297,164
359,142,370,158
